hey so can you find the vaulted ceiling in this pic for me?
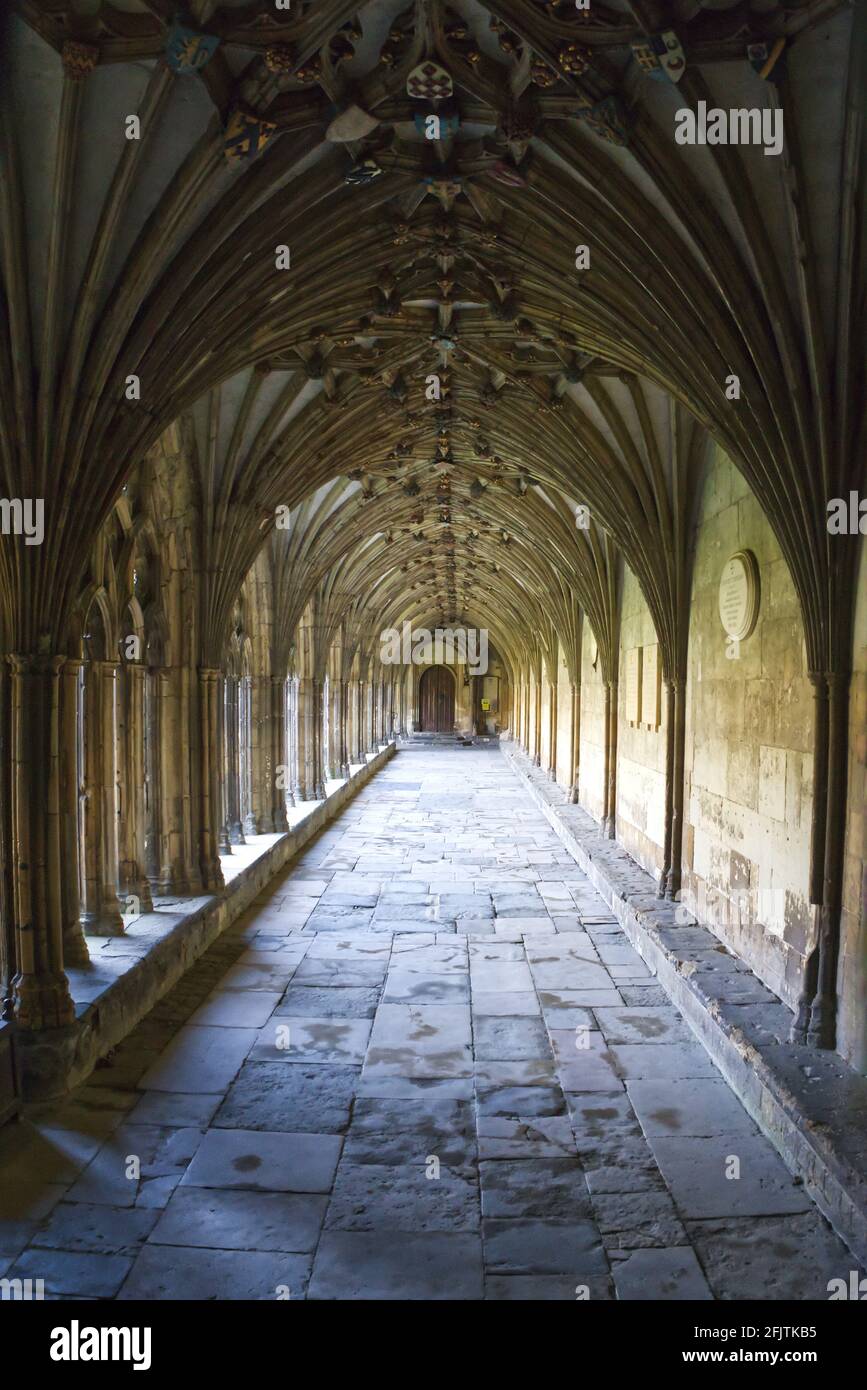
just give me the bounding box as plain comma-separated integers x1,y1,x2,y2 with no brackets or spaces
1,0,862,676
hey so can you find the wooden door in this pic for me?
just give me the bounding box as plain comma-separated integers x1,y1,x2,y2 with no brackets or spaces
418,666,455,732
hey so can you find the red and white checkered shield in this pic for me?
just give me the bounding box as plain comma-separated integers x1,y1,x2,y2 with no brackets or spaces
407,61,453,101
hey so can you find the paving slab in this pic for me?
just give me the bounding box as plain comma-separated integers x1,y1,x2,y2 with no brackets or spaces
611,1246,713,1301
181,1129,342,1194
308,1231,484,1299
118,1245,311,1300
148,1187,327,1253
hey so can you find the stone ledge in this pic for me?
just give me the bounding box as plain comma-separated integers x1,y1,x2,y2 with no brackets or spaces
12,743,396,1102
504,740,867,1268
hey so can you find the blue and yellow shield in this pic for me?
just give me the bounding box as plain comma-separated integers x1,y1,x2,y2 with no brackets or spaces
166,22,220,74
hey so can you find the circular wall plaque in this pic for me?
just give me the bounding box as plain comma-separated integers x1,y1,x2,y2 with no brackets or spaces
718,550,760,642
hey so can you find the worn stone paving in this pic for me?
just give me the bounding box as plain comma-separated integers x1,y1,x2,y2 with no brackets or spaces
0,742,860,1300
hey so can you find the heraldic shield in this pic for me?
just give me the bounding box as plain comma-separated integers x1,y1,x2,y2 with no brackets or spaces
407,61,454,101
224,108,277,164
630,41,666,81
165,21,220,74
651,30,686,82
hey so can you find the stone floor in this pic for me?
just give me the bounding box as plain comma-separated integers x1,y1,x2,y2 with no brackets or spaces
0,741,861,1300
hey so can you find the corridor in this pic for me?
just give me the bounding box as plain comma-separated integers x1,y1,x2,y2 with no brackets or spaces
0,744,858,1302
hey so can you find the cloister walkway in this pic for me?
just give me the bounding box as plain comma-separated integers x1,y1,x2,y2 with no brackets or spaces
0,742,860,1300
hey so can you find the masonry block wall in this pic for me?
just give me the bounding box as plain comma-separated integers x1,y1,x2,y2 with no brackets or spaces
508,444,865,1070
682,448,813,1010
577,622,607,823
555,643,574,789
615,570,667,877
840,542,867,1071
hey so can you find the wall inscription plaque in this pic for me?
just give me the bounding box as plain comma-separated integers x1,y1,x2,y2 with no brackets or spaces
718,550,760,642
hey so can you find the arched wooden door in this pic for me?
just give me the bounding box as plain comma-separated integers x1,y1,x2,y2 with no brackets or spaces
418,666,455,732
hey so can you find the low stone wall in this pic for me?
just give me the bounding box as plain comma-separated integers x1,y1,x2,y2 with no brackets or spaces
13,743,396,1102
505,740,867,1269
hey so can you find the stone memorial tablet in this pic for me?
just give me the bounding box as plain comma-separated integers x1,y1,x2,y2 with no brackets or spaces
718,550,759,642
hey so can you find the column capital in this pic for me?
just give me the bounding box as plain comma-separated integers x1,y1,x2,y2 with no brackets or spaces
7,653,65,677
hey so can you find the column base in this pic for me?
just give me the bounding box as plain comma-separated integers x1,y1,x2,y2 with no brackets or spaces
81,905,125,937
62,921,91,969
118,871,154,915
807,997,835,1050
200,861,225,894
12,970,76,1031
152,868,201,897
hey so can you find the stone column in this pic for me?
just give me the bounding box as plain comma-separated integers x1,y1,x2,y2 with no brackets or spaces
809,671,850,1048
7,656,76,1029
366,679,376,754
569,681,581,803
217,676,233,854
604,678,618,839
118,661,154,914
224,677,243,844
248,675,274,832
198,668,224,892
372,679,381,747
533,677,542,766
296,677,313,799
547,679,558,780
286,678,298,808
142,668,162,887
241,675,257,836
59,659,88,967
289,677,304,804
155,668,183,892
355,679,364,760
348,679,360,763
271,676,290,830
324,680,338,780
312,678,326,798
338,679,351,776
79,660,124,935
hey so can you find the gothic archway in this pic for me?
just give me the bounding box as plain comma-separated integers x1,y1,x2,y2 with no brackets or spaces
418,666,456,734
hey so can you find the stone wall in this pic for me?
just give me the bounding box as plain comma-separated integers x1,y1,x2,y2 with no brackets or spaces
839,540,867,1071
615,567,667,878
555,640,574,790
577,620,607,823
681,447,813,1009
